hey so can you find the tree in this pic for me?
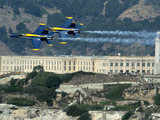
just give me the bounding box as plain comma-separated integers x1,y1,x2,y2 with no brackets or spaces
33,65,44,73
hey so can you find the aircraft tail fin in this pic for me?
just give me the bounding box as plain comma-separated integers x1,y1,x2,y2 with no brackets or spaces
62,17,73,28
33,23,48,35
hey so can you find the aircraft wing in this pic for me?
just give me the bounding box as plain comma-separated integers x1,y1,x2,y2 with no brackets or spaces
32,38,41,51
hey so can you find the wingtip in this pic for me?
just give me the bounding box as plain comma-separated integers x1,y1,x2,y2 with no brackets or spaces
32,49,40,51
66,17,73,19
59,42,67,45
80,23,84,26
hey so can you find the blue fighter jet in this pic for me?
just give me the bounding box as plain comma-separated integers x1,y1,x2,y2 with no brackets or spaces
10,23,54,51
48,17,84,38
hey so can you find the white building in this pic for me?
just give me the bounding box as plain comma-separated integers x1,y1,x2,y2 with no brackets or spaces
0,55,154,75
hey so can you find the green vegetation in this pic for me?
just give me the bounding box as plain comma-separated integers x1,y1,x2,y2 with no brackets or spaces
7,97,35,106
0,66,98,106
65,104,88,117
122,111,134,120
99,100,116,106
78,112,91,120
154,94,160,105
3,85,23,93
104,84,131,100
65,104,102,118
112,102,141,111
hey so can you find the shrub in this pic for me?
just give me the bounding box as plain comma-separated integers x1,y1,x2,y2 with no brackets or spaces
65,104,103,117
113,102,140,111
7,97,35,106
122,111,133,120
105,84,131,100
154,94,160,105
4,86,23,93
65,104,88,117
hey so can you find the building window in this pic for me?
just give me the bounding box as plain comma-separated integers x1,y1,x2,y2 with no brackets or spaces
115,70,118,73
64,66,66,71
132,63,135,66
152,63,154,67
142,63,145,67
120,63,123,66
137,63,140,66
110,63,113,66
120,70,123,73
69,66,71,71
115,63,118,66
142,70,145,74
83,66,85,70
126,63,129,66
54,66,56,70
73,66,75,71
147,63,150,67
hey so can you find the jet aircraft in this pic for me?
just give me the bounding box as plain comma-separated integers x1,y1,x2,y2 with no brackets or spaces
10,17,84,50
10,23,54,51
48,17,84,38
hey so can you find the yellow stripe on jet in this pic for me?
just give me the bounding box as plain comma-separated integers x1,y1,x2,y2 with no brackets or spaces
66,17,73,19
51,27,74,31
39,23,46,25
80,23,84,26
24,34,46,37
32,49,40,51
59,42,67,45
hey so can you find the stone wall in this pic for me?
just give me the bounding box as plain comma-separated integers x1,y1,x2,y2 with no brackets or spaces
57,82,139,94
89,111,127,120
